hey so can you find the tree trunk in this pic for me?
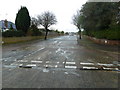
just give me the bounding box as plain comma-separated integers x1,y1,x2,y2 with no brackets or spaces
44,28,48,40
79,29,81,39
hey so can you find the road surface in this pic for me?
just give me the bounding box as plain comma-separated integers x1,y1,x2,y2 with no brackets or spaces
2,35,119,88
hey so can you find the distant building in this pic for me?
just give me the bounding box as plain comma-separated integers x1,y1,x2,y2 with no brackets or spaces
0,19,16,32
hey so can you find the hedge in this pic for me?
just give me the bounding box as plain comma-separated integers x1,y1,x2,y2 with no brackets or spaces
83,28,120,40
2,30,25,37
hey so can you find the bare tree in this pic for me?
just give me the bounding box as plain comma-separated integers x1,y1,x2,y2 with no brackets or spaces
37,11,57,40
72,11,82,39
31,17,39,26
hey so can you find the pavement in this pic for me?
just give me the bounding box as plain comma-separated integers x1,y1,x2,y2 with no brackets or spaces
78,35,120,54
2,35,119,88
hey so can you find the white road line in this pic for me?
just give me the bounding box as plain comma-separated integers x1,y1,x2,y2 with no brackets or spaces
103,67,119,70
66,62,76,64
97,63,114,66
83,66,98,69
80,62,94,65
46,61,50,63
65,66,77,69
31,61,42,63
26,64,36,67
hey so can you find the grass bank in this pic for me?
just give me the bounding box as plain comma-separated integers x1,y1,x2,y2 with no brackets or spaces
2,35,61,45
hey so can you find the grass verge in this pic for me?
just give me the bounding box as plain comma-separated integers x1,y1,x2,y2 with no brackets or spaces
2,35,61,45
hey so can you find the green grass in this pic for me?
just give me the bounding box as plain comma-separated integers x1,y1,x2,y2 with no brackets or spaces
2,35,61,45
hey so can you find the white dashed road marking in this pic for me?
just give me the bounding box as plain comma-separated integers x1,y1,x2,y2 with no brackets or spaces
80,62,94,65
103,67,119,70
26,64,37,67
66,62,76,64
82,66,98,69
97,63,114,66
65,66,77,69
31,61,42,63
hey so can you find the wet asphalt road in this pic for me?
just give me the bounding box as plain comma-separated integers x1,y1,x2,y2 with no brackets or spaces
2,35,119,88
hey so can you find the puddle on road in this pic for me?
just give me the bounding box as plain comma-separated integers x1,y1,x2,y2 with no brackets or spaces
22,47,45,58
43,69,49,72
11,49,17,52
19,64,36,68
11,63,23,66
19,66,32,68
38,57,41,60
53,41,58,44
64,72,68,74
64,71,80,77
18,60,28,62
2,57,13,61
113,61,119,65
3,60,7,62
56,48,61,53
70,72,80,77
3,65,17,68
57,61,59,64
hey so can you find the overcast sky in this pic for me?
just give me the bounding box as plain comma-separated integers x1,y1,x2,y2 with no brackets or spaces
0,0,88,32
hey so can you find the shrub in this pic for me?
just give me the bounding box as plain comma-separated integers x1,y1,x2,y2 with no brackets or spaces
83,28,120,40
2,30,25,37
107,29,120,40
27,29,43,36
32,29,42,36
28,25,43,36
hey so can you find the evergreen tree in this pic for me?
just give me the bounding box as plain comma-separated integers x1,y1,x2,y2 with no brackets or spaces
15,6,31,34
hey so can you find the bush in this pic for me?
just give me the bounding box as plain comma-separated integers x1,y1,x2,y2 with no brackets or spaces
83,28,120,40
93,30,107,39
27,29,43,36
107,29,120,40
32,29,42,36
28,25,43,36
2,30,25,37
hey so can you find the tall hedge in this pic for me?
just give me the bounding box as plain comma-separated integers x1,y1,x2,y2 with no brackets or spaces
15,6,31,34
